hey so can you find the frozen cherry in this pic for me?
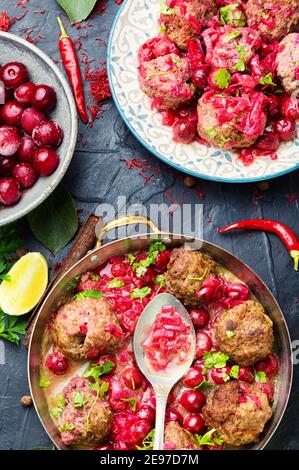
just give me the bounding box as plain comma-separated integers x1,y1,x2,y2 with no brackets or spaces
183,414,205,434
137,405,155,423
183,367,205,388
238,366,254,383
0,62,28,88
192,67,208,89
96,355,117,375
32,120,63,148
165,406,183,424
111,261,127,277
12,163,37,188
210,366,231,385
45,352,69,375
172,118,197,144
21,107,46,136
0,126,20,156
189,308,210,329
0,155,16,176
122,366,144,390
0,177,21,206
33,148,59,176
280,95,299,120
130,420,152,445
274,118,296,141
14,82,36,106
256,131,280,151
155,250,171,269
16,136,36,163
179,389,205,412
255,353,278,378
31,84,57,112
1,101,24,126
196,331,212,359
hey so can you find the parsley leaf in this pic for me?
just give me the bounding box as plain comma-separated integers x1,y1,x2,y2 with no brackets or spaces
121,397,137,412
136,429,155,450
207,127,217,139
223,29,241,43
90,273,100,281
59,422,74,432
72,391,90,408
155,275,165,287
90,380,110,398
220,4,246,27
39,376,51,388
50,394,65,419
213,68,231,89
108,278,125,288
0,312,27,346
226,330,235,339
160,0,174,15
75,289,102,300
194,379,214,391
195,428,223,447
259,72,276,86
255,371,267,383
234,44,247,71
204,351,230,369
84,361,115,382
66,274,81,293
131,241,166,278
131,287,151,299
230,365,240,379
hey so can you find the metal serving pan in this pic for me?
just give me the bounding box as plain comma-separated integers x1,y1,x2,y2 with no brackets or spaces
28,215,293,450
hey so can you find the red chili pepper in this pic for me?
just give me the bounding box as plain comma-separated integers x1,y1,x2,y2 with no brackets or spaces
57,17,88,124
218,219,299,271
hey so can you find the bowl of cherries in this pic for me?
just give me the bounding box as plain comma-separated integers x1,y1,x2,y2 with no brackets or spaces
0,31,77,226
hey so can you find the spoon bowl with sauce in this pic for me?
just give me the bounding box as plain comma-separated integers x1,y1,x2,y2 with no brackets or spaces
133,293,196,450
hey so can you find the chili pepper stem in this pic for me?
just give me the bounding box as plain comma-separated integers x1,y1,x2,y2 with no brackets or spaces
290,251,299,271
57,16,69,39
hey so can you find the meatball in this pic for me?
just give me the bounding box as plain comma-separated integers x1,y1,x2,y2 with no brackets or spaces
165,247,215,306
202,381,273,447
277,33,299,93
159,0,217,50
164,421,199,450
215,300,274,366
53,297,123,361
138,53,195,110
197,92,267,149
58,376,112,448
211,26,261,73
245,0,299,40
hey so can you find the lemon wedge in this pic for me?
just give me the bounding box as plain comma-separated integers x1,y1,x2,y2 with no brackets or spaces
0,252,48,316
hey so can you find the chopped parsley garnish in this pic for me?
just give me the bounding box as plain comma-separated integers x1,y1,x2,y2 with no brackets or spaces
259,72,276,86
75,289,102,300
255,371,267,383
226,330,235,339
217,135,232,147
84,361,115,382
72,391,90,408
230,365,240,379
172,56,181,66
50,394,65,419
213,68,231,89
207,127,217,139
90,273,100,281
261,12,270,20
90,380,110,398
108,278,125,288
66,274,81,293
39,376,51,388
136,429,155,450
59,423,74,432
160,24,167,34
223,29,241,43
129,241,166,278
160,0,174,15
131,286,152,299
194,379,214,391
155,275,165,287
195,428,223,447
234,44,247,72
222,373,230,382
220,4,245,27
121,397,137,412
204,351,230,369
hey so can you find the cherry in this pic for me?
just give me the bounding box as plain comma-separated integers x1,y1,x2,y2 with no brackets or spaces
210,366,231,385
14,82,36,107
31,84,57,112
165,406,184,424
155,250,171,270
96,443,114,450
0,62,28,88
96,355,117,375
21,107,46,136
1,101,24,126
255,354,278,378
111,261,127,277
280,95,299,120
12,163,37,189
172,118,197,144
179,389,205,412
256,131,280,151
183,367,205,388
189,308,210,329
45,352,69,375
195,331,212,359
16,136,36,163
0,177,21,206
130,420,152,445
33,148,59,176
192,67,208,89
0,126,20,156
122,366,144,390
138,266,156,285
255,381,274,402
238,366,254,384
266,95,280,116
274,118,296,141
137,405,155,423
183,414,205,434
0,155,16,176
32,120,63,148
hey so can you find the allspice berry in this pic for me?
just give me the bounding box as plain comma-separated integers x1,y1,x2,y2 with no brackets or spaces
257,181,270,191
183,176,196,188
20,395,33,407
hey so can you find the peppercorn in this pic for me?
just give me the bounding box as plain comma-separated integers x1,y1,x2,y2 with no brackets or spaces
183,176,196,187
20,395,33,407
257,182,270,191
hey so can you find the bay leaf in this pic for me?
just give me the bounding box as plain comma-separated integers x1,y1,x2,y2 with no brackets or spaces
56,0,98,24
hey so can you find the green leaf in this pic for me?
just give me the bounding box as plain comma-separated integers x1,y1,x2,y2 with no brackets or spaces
194,379,214,391
160,0,174,15
108,278,125,289
223,29,241,43
204,351,230,369
90,380,109,398
230,365,240,379
75,289,102,300
155,275,165,287
0,312,27,346
234,44,247,72
72,391,90,408
59,422,74,431
39,376,51,388
195,428,223,447
226,330,235,339
259,72,276,86
136,429,155,450
213,68,231,89
131,287,151,299
27,185,78,253
220,4,245,27
131,241,166,278
255,371,267,383
121,397,137,412
84,361,115,382
56,0,98,24
207,127,217,139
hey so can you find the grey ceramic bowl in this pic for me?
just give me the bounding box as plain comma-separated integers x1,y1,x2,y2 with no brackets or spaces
0,31,78,227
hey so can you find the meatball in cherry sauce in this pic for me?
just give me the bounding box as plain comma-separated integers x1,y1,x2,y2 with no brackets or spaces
41,244,278,450
0,61,63,207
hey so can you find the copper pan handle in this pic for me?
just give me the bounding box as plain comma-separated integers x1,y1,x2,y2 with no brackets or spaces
96,215,161,247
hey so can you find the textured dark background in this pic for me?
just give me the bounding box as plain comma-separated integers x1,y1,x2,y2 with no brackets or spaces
0,0,298,450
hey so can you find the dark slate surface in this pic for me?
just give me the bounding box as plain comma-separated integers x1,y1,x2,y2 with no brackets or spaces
0,0,298,450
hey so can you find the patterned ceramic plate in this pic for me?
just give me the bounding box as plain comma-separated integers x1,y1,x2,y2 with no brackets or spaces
107,0,299,183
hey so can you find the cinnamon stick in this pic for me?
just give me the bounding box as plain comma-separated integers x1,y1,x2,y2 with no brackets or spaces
23,213,100,348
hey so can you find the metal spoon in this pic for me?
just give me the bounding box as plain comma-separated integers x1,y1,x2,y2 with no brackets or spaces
133,293,196,450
